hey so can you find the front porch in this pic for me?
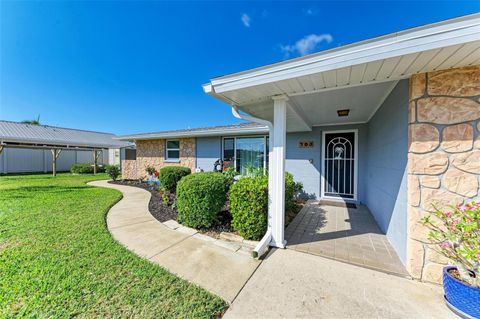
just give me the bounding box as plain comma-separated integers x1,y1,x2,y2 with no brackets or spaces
286,202,409,277
204,16,480,282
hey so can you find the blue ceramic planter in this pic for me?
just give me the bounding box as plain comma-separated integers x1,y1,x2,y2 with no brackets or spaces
443,266,480,319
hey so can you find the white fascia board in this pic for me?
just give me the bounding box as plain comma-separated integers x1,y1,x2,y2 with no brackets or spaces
202,83,213,94
210,14,480,93
117,127,270,141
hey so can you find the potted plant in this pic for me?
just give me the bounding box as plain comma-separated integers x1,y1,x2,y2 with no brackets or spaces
421,201,480,318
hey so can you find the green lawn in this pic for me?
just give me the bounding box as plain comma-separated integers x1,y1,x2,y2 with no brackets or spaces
0,173,227,318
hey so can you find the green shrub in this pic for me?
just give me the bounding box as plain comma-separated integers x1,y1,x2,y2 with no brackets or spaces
70,163,105,174
230,172,304,240
285,172,303,212
229,175,269,240
176,172,229,229
222,167,238,186
105,164,120,181
159,166,191,192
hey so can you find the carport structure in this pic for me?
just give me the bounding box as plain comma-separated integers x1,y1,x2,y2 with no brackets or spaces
204,14,480,281
0,121,129,175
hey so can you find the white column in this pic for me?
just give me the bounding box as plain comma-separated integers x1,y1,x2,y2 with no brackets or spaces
270,95,287,248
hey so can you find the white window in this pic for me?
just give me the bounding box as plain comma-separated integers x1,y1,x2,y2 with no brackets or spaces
222,136,268,175
166,140,180,161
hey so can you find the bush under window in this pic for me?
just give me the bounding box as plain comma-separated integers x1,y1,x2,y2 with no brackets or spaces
159,166,191,193
70,163,105,174
176,172,229,229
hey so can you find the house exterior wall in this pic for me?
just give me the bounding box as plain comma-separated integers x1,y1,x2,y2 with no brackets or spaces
123,138,196,180
196,136,222,172
191,126,366,200
286,130,321,199
407,65,480,283
121,159,137,179
365,80,409,264
286,124,368,201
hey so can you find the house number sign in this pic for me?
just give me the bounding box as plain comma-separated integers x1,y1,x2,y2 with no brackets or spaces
299,141,314,148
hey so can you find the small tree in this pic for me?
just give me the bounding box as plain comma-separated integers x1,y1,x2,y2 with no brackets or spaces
105,165,121,181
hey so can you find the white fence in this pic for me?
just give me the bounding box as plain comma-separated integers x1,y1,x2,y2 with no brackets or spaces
0,148,118,174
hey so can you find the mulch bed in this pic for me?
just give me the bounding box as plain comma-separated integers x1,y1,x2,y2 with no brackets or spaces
109,180,304,239
109,180,234,237
109,180,177,222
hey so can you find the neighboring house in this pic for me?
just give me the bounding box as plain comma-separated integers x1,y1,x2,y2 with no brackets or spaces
118,14,480,283
0,120,131,174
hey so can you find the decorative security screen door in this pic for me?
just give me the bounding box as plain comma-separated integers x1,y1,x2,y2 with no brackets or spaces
322,131,357,200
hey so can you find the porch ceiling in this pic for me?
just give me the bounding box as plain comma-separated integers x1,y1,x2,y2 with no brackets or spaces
241,80,399,129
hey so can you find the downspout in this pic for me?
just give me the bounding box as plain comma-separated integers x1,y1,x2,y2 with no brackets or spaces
231,106,273,258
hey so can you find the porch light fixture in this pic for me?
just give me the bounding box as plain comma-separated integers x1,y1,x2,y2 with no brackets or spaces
337,109,350,117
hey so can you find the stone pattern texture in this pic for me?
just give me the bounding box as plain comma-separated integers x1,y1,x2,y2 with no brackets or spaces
121,159,137,180
407,65,480,284
121,138,196,180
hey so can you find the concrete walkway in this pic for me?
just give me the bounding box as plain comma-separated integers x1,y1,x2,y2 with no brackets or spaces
88,180,260,303
224,249,453,319
90,180,453,318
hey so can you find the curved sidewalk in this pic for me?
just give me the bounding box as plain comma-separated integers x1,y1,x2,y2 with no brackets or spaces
88,180,260,303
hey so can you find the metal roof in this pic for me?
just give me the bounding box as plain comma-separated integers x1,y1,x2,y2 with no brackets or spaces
0,120,131,149
117,122,269,141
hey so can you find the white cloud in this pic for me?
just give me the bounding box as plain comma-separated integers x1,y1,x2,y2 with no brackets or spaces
241,13,251,27
304,8,317,16
280,34,333,57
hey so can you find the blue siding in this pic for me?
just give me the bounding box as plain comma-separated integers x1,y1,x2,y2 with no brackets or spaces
286,125,367,201
365,80,408,264
196,136,221,172
286,130,321,199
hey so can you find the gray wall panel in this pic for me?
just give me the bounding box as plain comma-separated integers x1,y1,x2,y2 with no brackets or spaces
5,148,44,173
196,137,221,172
365,80,408,264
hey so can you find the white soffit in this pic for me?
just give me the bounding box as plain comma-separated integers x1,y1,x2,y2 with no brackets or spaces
204,14,480,107
240,80,401,128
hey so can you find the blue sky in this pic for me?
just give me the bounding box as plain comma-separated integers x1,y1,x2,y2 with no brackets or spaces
1,1,478,135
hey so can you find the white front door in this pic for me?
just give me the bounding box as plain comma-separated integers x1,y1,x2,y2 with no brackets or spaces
321,130,358,201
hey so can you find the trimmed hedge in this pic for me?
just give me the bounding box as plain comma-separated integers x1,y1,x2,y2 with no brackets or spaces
70,163,105,174
159,166,191,192
176,172,229,229
229,175,269,240
229,172,303,240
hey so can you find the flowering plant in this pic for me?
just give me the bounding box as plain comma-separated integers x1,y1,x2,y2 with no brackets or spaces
421,201,480,287
154,170,159,177
145,166,156,176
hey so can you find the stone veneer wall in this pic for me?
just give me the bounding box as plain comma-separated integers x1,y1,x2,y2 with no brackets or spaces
121,159,137,180
121,138,196,180
407,65,480,283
